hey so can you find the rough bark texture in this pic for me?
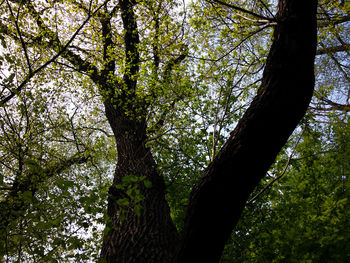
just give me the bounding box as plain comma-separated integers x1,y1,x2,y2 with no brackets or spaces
177,0,318,262
100,100,179,262
99,1,179,262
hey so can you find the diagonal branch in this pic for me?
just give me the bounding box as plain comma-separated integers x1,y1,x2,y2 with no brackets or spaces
0,1,106,106
178,0,318,261
319,97,350,112
258,0,275,18
162,45,188,82
23,0,103,81
208,0,275,23
320,43,350,83
317,14,350,27
316,43,350,55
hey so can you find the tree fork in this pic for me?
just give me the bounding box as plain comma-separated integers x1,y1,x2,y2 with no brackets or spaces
100,0,179,261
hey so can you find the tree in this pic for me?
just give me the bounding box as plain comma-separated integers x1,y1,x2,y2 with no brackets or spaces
0,0,318,262
0,72,115,261
216,1,350,258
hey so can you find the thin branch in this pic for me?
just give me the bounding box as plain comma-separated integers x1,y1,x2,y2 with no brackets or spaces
162,45,188,82
0,1,105,106
215,24,271,62
258,0,275,19
208,0,275,23
80,125,113,137
246,129,304,205
211,57,250,161
320,43,350,84
320,97,350,112
6,0,32,73
317,14,350,27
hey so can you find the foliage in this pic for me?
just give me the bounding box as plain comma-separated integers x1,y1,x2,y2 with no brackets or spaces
0,0,349,261
0,69,115,261
222,118,350,262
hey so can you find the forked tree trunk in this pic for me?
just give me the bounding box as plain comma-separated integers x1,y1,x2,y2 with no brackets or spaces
100,0,318,262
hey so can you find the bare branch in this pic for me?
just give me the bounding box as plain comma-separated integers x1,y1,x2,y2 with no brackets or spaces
207,0,276,23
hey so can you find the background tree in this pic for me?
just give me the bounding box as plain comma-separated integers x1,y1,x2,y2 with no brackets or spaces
221,117,349,263
0,70,115,261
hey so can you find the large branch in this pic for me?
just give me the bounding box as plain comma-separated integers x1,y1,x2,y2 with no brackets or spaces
119,0,140,92
101,14,116,76
178,0,318,262
317,43,350,55
317,14,350,27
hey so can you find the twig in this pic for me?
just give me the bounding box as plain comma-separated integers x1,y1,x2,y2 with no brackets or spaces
6,0,32,73
0,1,106,106
246,129,304,205
208,0,276,23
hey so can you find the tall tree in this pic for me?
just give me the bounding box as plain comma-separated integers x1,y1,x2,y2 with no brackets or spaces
0,0,318,262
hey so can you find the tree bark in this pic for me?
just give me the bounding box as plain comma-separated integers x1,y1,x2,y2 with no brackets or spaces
177,0,318,262
100,1,179,262
100,99,179,262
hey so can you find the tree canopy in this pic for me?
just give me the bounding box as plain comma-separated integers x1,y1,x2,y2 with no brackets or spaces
0,0,349,262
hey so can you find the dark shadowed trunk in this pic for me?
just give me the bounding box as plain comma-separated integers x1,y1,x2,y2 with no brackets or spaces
177,0,318,262
100,0,318,262
100,98,179,262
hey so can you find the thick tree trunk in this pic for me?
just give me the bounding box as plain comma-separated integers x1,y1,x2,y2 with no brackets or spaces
177,0,318,262
100,99,179,262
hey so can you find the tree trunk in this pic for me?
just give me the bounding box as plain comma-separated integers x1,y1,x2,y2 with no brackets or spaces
177,0,318,262
100,99,179,262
